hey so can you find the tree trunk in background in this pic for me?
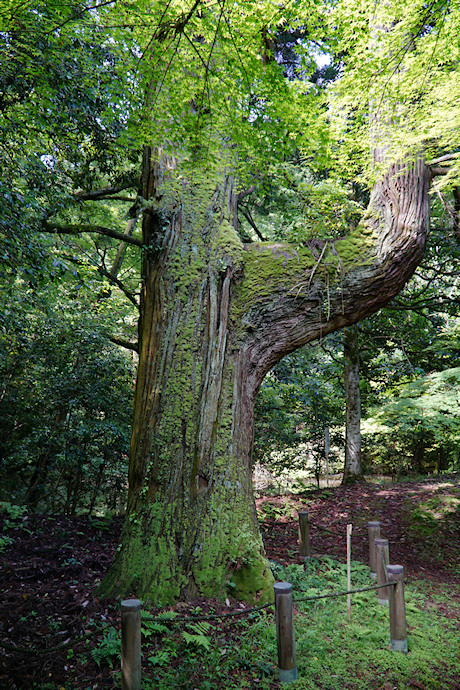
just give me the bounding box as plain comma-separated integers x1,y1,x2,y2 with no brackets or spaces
342,324,363,484
100,151,431,605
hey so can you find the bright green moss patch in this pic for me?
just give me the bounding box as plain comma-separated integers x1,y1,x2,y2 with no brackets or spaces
269,558,460,690
136,557,459,689
101,485,273,606
232,229,378,329
230,554,275,605
211,219,245,271
334,223,378,268
232,242,314,318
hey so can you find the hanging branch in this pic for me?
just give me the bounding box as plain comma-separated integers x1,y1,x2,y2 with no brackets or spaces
238,207,266,241
96,265,140,307
61,253,139,307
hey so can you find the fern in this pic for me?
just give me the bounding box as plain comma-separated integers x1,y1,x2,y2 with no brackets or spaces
91,626,120,668
182,621,212,651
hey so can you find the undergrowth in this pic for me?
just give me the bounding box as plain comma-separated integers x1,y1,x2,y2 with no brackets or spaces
103,557,459,689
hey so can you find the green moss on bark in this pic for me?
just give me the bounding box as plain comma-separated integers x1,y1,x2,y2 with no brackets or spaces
99,489,273,605
230,554,275,604
334,223,378,268
101,175,383,608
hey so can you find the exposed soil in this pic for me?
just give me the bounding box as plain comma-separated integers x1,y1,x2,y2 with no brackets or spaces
258,476,460,587
0,475,459,689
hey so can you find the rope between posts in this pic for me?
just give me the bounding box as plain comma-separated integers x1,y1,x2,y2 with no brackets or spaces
293,580,396,605
146,581,396,625
308,520,344,536
146,601,274,623
308,519,366,538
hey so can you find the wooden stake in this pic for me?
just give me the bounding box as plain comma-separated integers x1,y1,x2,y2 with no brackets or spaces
374,538,390,605
367,521,381,579
121,599,142,690
387,565,408,653
298,511,310,562
347,524,352,619
274,582,298,684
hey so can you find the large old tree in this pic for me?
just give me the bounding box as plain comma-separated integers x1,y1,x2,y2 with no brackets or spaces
98,0,459,604
100,147,430,602
7,1,455,603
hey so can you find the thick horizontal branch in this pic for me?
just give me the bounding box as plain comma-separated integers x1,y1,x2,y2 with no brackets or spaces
234,160,431,390
42,221,143,248
427,153,459,166
74,183,137,201
109,336,139,353
430,167,449,177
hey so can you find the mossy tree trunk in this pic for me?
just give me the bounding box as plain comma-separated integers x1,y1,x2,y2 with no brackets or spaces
100,151,431,605
342,325,363,484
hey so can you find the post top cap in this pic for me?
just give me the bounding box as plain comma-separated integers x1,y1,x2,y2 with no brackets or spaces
368,521,380,527
121,598,142,611
298,510,309,516
374,537,389,545
274,582,292,593
386,564,404,575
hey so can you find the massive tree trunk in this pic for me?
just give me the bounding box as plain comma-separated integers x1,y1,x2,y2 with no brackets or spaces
100,150,431,605
342,325,363,484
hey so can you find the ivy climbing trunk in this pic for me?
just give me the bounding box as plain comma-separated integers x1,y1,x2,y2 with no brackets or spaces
100,150,431,605
342,325,363,484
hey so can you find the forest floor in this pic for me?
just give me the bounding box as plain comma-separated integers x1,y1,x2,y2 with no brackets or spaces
0,474,459,689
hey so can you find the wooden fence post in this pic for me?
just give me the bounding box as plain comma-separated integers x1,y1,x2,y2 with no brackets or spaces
387,565,408,653
298,511,310,562
374,538,390,605
121,599,142,690
274,582,297,684
367,521,381,579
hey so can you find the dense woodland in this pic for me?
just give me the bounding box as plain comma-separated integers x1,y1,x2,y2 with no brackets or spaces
1,1,460,685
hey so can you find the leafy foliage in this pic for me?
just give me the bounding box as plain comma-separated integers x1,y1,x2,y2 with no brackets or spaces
0,280,133,513
0,0,138,275
363,367,460,475
329,0,460,186
0,501,28,551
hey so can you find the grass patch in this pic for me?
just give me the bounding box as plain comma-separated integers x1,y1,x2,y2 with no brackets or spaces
402,479,460,540
138,557,459,688
406,496,460,537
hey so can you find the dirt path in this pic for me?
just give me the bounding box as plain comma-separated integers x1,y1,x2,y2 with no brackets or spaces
258,476,460,587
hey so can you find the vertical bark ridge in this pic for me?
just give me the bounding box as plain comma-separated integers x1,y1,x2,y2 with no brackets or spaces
197,269,231,485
